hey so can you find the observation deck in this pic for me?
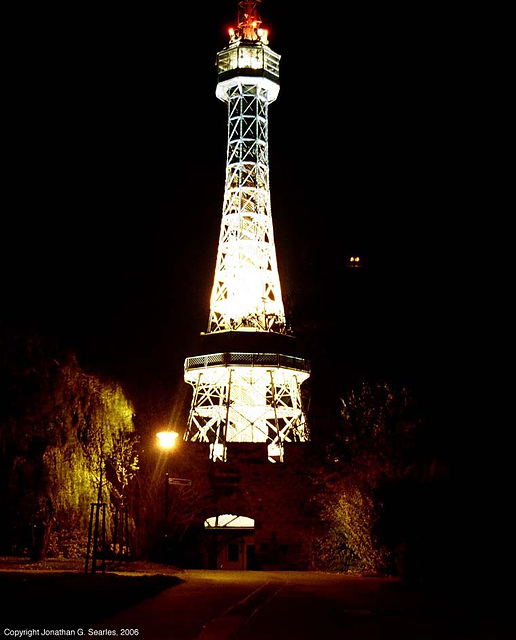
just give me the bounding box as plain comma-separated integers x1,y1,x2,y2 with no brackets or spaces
216,43,280,103
185,351,310,375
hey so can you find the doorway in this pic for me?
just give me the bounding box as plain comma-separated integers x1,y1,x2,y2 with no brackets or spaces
204,514,255,570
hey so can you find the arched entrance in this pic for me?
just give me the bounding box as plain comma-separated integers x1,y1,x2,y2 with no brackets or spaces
204,514,256,570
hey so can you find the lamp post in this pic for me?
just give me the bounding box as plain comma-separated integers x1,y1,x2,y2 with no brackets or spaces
156,430,179,561
156,430,179,525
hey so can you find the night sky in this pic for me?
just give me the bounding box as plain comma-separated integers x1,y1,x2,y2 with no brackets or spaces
4,1,464,437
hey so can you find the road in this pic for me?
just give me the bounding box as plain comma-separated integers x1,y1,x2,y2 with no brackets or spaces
90,570,510,640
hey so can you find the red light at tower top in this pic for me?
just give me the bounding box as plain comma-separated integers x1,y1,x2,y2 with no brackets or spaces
239,0,261,40
228,0,269,44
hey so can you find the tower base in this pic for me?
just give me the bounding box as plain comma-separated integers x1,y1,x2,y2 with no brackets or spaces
180,441,318,570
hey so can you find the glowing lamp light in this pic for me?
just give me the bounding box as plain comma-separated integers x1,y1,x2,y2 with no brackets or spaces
229,27,235,36
156,430,179,449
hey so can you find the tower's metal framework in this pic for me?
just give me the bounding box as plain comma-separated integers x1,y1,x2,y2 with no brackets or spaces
184,1,310,463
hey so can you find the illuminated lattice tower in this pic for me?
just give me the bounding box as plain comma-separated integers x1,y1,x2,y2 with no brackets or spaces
184,1,310,463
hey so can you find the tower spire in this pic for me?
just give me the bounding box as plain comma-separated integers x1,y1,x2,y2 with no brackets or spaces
183,1,309,463
229,0,269,45
238,1,262,41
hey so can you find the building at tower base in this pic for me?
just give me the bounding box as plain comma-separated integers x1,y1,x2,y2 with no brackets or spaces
179,441,318,571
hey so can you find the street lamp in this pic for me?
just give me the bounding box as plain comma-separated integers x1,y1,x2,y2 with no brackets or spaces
156,430,179,450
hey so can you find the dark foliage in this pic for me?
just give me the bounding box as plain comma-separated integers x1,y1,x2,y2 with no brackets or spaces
310,381,448,578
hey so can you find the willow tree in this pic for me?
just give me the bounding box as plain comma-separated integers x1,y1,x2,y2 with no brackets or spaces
0,331,138,559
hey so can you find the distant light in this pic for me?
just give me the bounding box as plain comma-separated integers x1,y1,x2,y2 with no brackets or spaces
229,27,234,36
347,256,362,268
156,431,179,449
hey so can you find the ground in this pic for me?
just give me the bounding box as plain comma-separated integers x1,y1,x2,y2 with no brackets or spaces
0,556,185,628
1,556,512,639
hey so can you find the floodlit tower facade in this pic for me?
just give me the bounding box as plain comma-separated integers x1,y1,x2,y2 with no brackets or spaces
184,0,310,463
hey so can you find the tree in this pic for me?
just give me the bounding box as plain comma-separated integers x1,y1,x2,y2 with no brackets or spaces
0,329,138,560
310,381,429,575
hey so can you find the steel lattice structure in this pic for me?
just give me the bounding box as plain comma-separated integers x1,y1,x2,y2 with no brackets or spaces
184,1,309,462
208,78,283,334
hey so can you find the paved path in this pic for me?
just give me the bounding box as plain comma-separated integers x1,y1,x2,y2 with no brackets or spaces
91,570,512,639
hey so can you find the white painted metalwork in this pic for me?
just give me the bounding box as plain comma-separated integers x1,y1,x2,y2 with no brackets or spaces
210,76,282,334
184,1,309,462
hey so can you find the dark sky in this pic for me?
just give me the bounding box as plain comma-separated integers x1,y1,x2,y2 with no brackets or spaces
3,1,460,433
4,3,509,577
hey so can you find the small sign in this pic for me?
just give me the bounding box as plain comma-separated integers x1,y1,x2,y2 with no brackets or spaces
168,477,192,486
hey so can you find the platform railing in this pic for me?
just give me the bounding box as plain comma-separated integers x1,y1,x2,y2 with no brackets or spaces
184,352,310,373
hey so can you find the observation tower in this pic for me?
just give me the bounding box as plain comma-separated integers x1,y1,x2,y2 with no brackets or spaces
184,0,310,463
